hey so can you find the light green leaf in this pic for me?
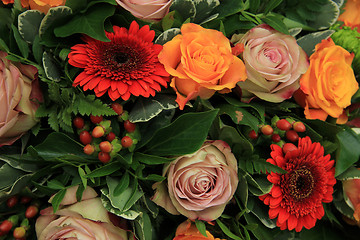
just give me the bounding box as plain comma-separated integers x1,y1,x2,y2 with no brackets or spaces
51,189,67,213
101,193,141,220
18,10,44,44
297,30,334,57
54,4,115,42
155,28,181,45
195,220,208,237
144,110,219,156
113,172,130,196
133,210,153,240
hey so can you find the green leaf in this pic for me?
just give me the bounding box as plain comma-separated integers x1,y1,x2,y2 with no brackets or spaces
192,0,220,23
297,30,334,57
216,219,242,240
32,35,43,63
129,96,177,123
336,167,360,181
28,132,87,161
133,209,153,240
65,0,87,12
113,172,130,196
51,189,67,213
39,6,73,47
335,129,360,177
0,163,26,190
144,110,219,156
43,51,61,81
47,179,65,190
78,166,87,189
218,104,260,130
54,4,115,42
134,152,175,165
85,161,122,178
74,94,116,116
246,196,277,229
11,24,29,58
263,0,283,14
214,0,247,18
0,174,32,200
101,193,141,220
155,28,181,45
18,10,44,44
170,0,196,20
0,38,10,52
261,15,289,35
246,173,273,196
249,0,260,13
195,220,208,237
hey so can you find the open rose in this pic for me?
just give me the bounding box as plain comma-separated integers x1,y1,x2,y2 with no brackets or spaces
116,0,173,22
35,186,131,240
0,51,42,146
343,177,360,224
173,220,226,240
294,38,358,123
235,24,308,102
152,140,238,221
158,23,247,110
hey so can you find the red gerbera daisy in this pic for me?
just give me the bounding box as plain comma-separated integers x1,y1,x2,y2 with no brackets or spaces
259,136,336,232
68,21,170,101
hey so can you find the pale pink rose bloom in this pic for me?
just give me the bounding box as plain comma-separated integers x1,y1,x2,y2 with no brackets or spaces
0,51,42,146
35,186,130,240
116,0,173,21
152,140,238,221
236,24,308,102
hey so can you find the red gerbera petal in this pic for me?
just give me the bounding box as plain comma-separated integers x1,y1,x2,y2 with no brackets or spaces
259,136,336,232
68,20,170,100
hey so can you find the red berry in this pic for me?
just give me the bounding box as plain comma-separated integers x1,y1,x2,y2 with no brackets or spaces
0,220,13,233
276,119,291,131
106,132,116,142
293,121,306,132
98,152,111,163
111,103,124,115
248,130,258,139
83,144,95,155
286,130,299,142
99,141,112,153
121,136,133,148
283,143,298,154
261,125,273,135
73,117,85,129
25,205,38,219
92,126,105,138
90,115,103,124
271,134,281,142
124,120,136,133
13,227,26,239
79,131,92,145
6,196,18,208
20,196,31,204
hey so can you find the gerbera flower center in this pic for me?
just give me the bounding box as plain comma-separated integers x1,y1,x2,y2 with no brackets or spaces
288,167,314,200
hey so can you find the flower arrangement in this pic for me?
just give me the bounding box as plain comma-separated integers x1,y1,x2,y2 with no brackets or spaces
0,0,360,239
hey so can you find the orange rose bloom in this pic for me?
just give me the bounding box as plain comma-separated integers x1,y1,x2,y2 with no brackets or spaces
338,0,360,32
1,0,29,8
28,0,65,13
173,220,226,240
158,23,247,110
294,38,358,123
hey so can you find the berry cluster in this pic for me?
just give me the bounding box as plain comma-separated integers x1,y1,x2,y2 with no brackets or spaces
249,117,306,145
0,195,38,239
73,103,139,163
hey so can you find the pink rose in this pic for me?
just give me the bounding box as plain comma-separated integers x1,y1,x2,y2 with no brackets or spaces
152,140,238,221
236,24,308,102
116,0,173,21
35,186,131,240
343,177,360,223
0,51,42,146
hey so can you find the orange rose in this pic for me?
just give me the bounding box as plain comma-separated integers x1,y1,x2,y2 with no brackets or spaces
173,220,226,240
28,0,65,13
158,23,247,110
1,0,29,8
294,38,358,123
338,0,360,32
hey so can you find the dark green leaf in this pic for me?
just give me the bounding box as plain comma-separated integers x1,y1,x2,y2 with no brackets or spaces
47,179,65,190
170,0,196,20
74,94,116,116
216,219,242,240
297,30,334,57
54,4,115,42
0,38,9,52
337,167,360,181
218,104,260,130
43,51,61,81
134,152,175,165
262,15,289,35
18,10,44,44
113,172,130,196
32,35,43,63
11,24,29,58
155,28,181,45
51,189,67,213
335,129,360,176
144,110,219,156
192,0,220,23
263,0,283,14
85,161,122,178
